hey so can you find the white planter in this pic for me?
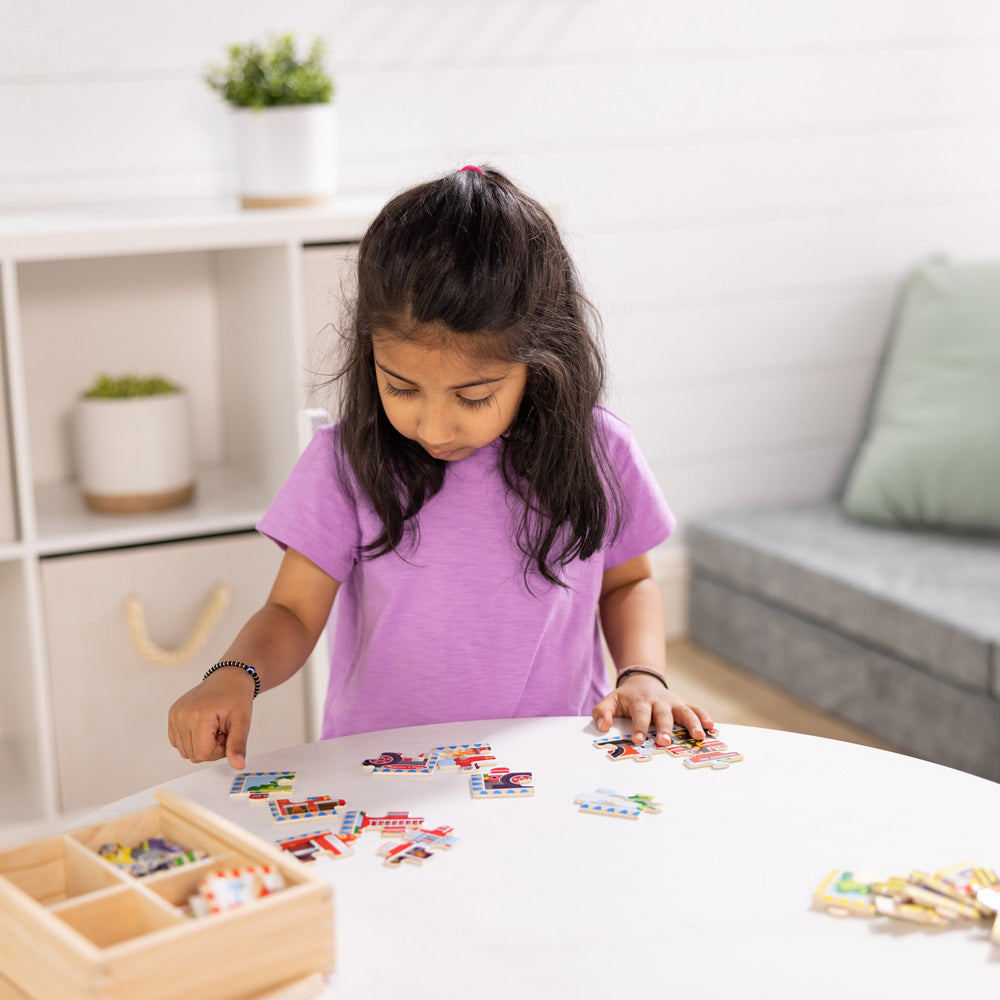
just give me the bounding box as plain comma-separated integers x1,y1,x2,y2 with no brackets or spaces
74,393,195,513
232,103,338,209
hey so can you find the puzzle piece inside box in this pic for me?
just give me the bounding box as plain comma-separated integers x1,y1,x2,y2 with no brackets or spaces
276,829,355,862
430,743,497,770
268,795,347,825
470,767,535,798
361,750,441,775
379,824,460,867
190,865,286,917
229,771,296,798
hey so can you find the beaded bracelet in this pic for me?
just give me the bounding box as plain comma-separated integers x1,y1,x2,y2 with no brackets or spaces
203,660,260,699
615,666,669,690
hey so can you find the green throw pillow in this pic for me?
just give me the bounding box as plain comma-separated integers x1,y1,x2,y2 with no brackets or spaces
841,256,1000,533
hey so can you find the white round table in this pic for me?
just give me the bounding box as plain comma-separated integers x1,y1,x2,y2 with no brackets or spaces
88,717,1000,998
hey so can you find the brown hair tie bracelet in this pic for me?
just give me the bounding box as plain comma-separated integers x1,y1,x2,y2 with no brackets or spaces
615,667,669,690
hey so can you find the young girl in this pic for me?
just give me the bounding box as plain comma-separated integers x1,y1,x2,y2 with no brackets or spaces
168,165,713,770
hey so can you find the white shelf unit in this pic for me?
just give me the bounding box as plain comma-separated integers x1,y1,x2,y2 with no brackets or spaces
0,201,372,823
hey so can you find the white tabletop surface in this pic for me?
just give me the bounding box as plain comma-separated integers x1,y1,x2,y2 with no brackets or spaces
87,717,1000,999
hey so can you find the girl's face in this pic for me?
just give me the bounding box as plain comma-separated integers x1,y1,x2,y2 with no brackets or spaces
372,332,528,461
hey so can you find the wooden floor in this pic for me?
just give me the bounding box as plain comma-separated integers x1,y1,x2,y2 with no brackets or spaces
665,639,898,751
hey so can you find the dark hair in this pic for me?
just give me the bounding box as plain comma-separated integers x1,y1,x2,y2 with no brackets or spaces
333,166,624,587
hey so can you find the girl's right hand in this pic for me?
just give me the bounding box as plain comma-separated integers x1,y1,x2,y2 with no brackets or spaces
167,667,256,771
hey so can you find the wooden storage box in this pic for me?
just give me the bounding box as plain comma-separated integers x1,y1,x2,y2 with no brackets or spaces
0,790,335,1000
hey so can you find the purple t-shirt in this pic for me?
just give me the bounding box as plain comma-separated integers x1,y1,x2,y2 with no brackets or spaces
257,408,674,738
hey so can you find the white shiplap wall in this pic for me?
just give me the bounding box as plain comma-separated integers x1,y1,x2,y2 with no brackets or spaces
4,0,1000,531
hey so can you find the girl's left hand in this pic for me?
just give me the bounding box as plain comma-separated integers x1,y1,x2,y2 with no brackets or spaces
591,673,715,746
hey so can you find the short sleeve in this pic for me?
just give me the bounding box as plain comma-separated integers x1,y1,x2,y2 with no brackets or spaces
597,409,676,568
256,423,361,583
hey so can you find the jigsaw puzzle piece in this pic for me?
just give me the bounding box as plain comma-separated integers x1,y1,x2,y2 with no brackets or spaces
267,795,347,824
470,767,535,798
229,771,296,797
276,829,354,862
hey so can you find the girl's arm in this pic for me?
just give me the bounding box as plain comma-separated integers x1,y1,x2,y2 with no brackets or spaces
593,553,714,746
167,547,339,770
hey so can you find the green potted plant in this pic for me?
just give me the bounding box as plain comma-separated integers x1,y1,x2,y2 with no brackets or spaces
74,375,195,513
206,33,337,209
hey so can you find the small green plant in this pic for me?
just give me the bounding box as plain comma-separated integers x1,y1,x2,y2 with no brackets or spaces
205,33,334,109
83,375,181,399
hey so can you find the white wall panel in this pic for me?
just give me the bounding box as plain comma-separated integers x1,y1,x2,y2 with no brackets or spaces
3,0,1000,527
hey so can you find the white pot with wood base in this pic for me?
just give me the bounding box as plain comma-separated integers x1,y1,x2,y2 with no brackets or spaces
74,392,195,513
233,103,338,209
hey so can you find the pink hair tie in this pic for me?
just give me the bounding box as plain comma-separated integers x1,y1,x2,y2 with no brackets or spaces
459,164,484,174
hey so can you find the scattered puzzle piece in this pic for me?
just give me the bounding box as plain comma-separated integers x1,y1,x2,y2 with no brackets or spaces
682,750,745,770
574,792,641,820
470,767,535,798
813,870,877,917
816,862,1000,934
276,830,354,862
335,809,425,840
378,824,460,867
592,733,667,763
361,751,441,775
574,788,664,820
430,744,496,771
229,771,295,797
268,795,346,825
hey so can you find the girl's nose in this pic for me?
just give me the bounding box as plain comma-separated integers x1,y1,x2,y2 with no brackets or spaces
417,400,455,448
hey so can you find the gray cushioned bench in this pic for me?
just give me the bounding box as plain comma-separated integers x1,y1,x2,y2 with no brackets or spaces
686,501,1000,781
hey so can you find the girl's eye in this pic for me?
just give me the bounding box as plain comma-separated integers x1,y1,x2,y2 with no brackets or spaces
458,395,492,410
383,383,415,398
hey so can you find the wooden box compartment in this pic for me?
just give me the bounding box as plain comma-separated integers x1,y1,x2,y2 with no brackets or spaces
0,790,334,1000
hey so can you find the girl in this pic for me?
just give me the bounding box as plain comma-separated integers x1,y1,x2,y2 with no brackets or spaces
168,166,713,770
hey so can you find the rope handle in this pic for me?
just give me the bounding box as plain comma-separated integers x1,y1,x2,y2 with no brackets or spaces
124,583,232,667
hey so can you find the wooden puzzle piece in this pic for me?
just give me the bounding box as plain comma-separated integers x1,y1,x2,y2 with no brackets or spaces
361,750,441,775
681,750,744,770
575,788,664,819
268,795,347,825
935,861,1000,900
592,733,667,763
275,829,354,863
336,809,366,842
813,870,876,917
470,767,534,798
336,809,426,840
192,865,285,916
873,894,951,926
378,826,460,867
430,743,496,771
229,771,295,797
906,870,989,920
574,792,641,820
